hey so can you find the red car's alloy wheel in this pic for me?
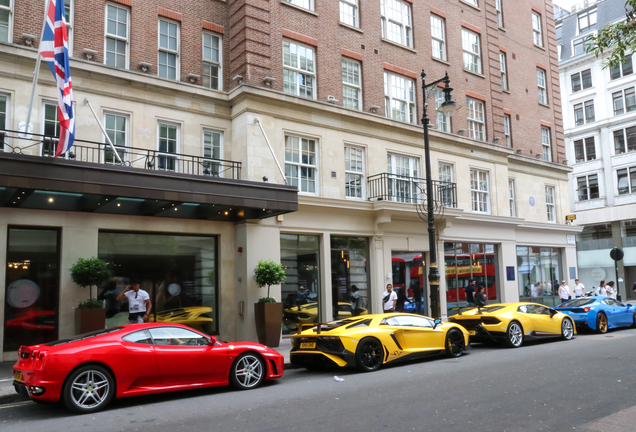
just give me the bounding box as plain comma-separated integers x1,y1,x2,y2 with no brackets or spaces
63,365,114,413
230,354,265,390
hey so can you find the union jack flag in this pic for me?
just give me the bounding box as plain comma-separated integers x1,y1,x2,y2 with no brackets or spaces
39,0,75,157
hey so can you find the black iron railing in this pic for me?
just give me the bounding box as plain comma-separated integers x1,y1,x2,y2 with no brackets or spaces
0,129,241,179
367,173,457,208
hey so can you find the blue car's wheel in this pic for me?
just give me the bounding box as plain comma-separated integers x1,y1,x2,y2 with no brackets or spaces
596,312,608,334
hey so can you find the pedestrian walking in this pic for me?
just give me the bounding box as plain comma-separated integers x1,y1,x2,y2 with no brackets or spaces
606,281,616,299
382,284,398,313
465,279,476,306
574,279,585,298
558,280,570,304
116,278,152,324
350,285,363,316
474,286,487,307
596,280,607,296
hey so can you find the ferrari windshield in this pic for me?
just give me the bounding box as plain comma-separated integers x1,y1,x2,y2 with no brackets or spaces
560,298,595,307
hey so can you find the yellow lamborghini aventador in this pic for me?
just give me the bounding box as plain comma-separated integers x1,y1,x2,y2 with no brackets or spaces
290,313,469,372
449,303,575,348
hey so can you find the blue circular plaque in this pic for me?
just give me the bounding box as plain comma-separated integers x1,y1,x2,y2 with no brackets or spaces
529,196,535,206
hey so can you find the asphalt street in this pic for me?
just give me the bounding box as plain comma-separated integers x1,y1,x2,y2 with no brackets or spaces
1,329,636,432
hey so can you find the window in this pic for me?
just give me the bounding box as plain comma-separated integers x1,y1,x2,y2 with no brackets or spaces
464,0,478,6
342,58,362,110
439,162,454,207
431,15,446,61
435,89,451,132
572,36,588,56
203,129,222,176
541,126,551,162
387,153,419,203
340,0,358,27
64,0,73,49
500,52,508,91
203,33,222,90
537,69,547,104
283,40,316,99
577,174,599,201
466,97,485,141
471,169,490,213
345,146,364,199
158,122,179,171
613,126,636,154
504,113,512,146
0,94,7,150
122,330,153,345
612,87,636,116
545,186,555,222
462,29,481,74
495,0,504,27
105,3,129,69
384,72,416,124
285,135,317,194
532,12,543,47
610,55,633,80
149,327,210,346
574,137,596,163
104,112,128,164
578,8,597,33
381,0,413,48
617,167,636,195
284,0,313,11
509,179,516,217
0,0,12,43
42,101,59,156
556,25,562,40
158,20,179,80
571,69,592,92
574,100,595,125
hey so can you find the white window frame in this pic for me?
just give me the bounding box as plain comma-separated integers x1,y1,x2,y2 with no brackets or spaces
285,135,318,195
41,100,60,156
495,0,504,28
577,174,599,201
435,89,451,132
573,136,596,163
571,69,592,92
545,186,556,222
504,113,512,146
104,3,130,69
470,168,490,214
283,40,316,99
612,87,636,116
578,8,597,33
157,121,180,172
462,29,481,74
0,0,13,44
384,71,416,124
344,145,365,199
102,111,129,164
574,100,595,126
158,19,180,80
466,97,485,141
387,153,420,203
381,0,413,48
284,0,314,11
64,0,74,53
509,178,516,217
342,58,362,110
537,68,547,105
464,0,479,7
613,126,636,155
203,32,222,91
541,126,551,162
616,166,636,195
430,15,446,61
572,36,588,56
532,12,543,47
0,92,9,151
438,162,454,207
202,128,223,177
610,54,633,80
339,0,358,28
500,52,508,91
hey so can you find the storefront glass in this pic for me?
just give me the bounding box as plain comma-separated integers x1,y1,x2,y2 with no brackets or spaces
331,237,370,319
98,232,218,334
576,224,614,296
517,246,562,307
391,252,426,314
281,234,321,335
622,220,636,299
4,228,60,351
444,243,499,312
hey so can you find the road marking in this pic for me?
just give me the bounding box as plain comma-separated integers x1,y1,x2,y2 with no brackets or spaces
0,378,14,382
0,401,32,410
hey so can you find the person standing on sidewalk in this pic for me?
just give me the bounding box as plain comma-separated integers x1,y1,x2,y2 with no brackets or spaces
116,278,152,324
558,281,570,304
465,279,476,306
606,281,616,299
382,284,398,313
574,279,585,298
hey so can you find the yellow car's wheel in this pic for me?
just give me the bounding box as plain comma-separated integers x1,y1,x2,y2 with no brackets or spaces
504,321,524,348
561,318,574,340
355,337,383,372
596,312,608,334
445,329,464,358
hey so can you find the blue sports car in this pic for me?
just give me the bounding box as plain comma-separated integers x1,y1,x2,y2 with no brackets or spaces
556,296,636,333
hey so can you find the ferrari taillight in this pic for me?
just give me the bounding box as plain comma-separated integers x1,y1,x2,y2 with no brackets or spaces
30,350,45,360
19,346,31,360
584,307,590,312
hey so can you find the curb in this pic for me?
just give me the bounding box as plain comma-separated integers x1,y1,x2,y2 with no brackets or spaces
0,393,29,405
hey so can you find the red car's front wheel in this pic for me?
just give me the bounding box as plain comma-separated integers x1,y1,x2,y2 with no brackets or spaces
62,365,115,413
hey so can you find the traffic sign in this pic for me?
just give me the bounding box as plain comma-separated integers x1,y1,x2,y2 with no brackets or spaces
610,247,624,261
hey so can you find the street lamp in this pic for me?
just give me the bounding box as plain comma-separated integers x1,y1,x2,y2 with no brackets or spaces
421,70,459,319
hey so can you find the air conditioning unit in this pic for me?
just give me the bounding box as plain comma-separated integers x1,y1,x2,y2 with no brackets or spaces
327,95,339,103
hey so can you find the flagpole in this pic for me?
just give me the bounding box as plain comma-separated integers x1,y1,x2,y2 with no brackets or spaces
84,99,124,165
23,0,52,136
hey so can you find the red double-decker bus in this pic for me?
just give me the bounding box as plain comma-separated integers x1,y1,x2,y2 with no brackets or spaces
445,252,497,304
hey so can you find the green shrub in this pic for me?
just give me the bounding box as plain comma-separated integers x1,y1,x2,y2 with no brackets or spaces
253,260,286,302
69,257,111,301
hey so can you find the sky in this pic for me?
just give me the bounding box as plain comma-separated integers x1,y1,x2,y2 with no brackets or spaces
554,0,586,10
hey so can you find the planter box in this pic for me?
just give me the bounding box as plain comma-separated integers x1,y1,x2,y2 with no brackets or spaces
75,308,106,335
254,302,283,347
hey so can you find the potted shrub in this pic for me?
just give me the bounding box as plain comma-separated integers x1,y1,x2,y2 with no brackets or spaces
253,259,286,347
70,257,111,334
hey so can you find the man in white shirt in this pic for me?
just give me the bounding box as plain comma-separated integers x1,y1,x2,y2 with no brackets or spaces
574,279,585,298
116,279,152,323
382,284,398,313
558,281,570,304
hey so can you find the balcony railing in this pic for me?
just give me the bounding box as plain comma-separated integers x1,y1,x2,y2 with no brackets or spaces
367,173,457,208
1,129,241,179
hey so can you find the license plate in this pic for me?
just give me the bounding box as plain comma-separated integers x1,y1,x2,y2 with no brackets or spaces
300,342,316,349
14,371,22,382
468,330,476,336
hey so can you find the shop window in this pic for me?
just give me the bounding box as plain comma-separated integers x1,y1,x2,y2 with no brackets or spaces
392,251,426,315
331,237,370,320
517,246,562,307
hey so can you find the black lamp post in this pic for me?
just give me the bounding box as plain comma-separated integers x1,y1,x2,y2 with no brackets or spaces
421,70,459,319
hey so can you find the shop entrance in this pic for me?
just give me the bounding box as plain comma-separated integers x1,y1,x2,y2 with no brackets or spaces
391,251,427,315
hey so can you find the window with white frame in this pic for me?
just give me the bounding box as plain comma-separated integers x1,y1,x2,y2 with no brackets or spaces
105,3,129,69
612,87,636,116
64,0,73,49
284,0,313,11
462,29,481,74
495,0,504,28
103,112,128,164
158,20,179,80
438,162,454,207
610,55,633,80
42,102,59,156
203,129,222,176
342,58,362,110
435,89,451,132
500,52,508,91
537,68,547,104
381,0,413,48
387,153,419,203
545,186,555,222
541,126,551,162
470,169,490,213
0,0,12,43
572,36,588,56
384,72,416,124
158,122,179,171
0,93,8,150
571,69,592,92
574,137,596,163
283,40,316,99
203,32,222,90
617,166,636,195
578,8,596,33
508,178,516,217
613,126,636,154
285,135,317,194
466,97,485,141
574,100,595,126
577,174,599,201
504,113,512,146
340,0,358,27
345,146,364,199
464,0,478,6
532,12,543,47
431,15,446,61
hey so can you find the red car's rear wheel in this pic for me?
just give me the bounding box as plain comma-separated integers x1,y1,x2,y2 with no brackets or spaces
62,365,115,414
